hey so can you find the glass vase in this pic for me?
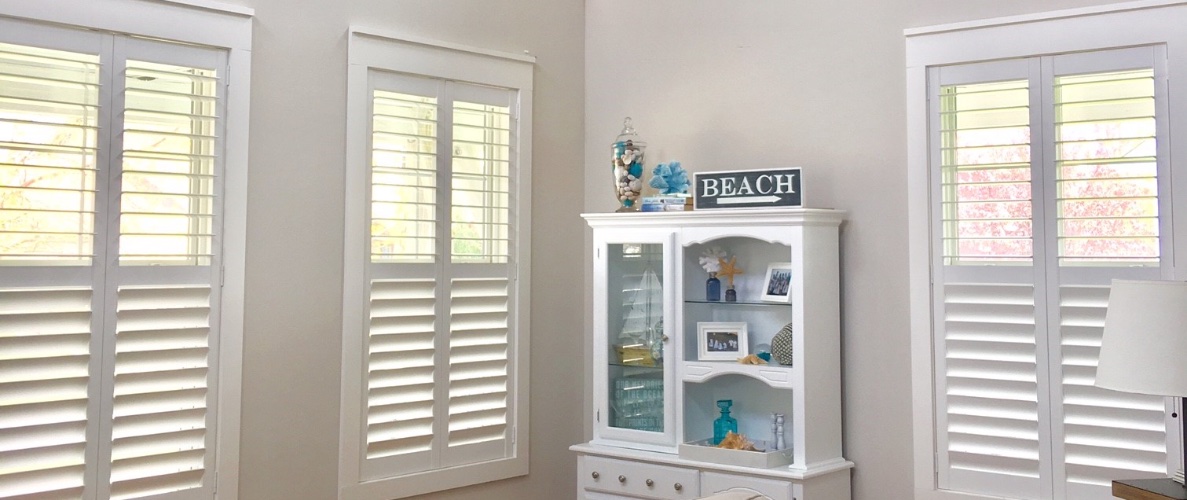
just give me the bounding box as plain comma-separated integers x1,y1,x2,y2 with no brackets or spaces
611,117,646,212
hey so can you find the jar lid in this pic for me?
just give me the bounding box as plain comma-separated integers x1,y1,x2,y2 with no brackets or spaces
614,117,646,147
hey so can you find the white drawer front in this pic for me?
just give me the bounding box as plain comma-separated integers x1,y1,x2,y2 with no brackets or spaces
581,456,700,499
700,471,800,500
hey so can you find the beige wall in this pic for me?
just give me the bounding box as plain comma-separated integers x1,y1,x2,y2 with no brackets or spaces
225,0,585,499
584,1,1120,499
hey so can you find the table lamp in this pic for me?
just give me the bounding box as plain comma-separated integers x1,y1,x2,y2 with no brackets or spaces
1095,279,1187,487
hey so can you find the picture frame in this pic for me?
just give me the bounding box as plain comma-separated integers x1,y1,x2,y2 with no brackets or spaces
697,322,749,361
761,262,794,303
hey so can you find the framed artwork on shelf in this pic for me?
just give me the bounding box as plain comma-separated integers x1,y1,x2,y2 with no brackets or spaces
761,262,793,303
697,322,749,361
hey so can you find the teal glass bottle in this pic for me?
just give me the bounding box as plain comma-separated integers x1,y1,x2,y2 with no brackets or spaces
712,399,737,445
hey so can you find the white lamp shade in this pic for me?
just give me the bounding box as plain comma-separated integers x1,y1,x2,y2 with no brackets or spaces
1095,279,1187,397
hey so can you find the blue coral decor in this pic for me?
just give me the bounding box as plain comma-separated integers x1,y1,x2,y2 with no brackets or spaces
649,161,690,195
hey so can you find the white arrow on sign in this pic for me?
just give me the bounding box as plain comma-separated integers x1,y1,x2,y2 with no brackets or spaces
717,195,782,205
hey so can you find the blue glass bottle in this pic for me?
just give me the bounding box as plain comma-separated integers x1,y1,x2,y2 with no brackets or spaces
712,399,737,445
706,273,721,301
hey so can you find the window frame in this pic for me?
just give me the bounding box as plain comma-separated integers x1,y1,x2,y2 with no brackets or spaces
907,2,1187,499
340,27,534,500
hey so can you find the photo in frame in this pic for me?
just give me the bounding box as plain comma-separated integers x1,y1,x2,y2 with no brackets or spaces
761,263,793,303
697,322,749,361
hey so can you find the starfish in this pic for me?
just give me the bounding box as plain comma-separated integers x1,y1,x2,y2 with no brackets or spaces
717,256,742,288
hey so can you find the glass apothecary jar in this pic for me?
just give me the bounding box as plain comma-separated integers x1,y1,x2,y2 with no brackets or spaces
611,117,646,212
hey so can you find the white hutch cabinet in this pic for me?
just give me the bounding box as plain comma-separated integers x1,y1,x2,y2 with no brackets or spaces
572,209,852,500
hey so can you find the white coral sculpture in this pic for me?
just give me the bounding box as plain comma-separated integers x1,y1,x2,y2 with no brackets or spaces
699,247,726,274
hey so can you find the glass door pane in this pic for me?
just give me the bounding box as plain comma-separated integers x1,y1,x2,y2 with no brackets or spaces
606,242,665,433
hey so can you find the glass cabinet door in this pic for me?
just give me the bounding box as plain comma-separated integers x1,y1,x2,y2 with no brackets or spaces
594,230,676,449
606,242,665,432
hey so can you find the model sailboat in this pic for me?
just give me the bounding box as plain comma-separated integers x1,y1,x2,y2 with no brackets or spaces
619,267,664,364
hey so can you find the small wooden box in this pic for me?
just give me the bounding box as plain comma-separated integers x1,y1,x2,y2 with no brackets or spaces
615,345,655,367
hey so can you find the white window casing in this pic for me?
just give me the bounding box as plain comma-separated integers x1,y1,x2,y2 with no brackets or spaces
340,28,533,500
0,1,251,499
908,2,1187,500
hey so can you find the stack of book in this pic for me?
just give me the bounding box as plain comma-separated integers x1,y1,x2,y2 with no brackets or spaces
641,195,692,212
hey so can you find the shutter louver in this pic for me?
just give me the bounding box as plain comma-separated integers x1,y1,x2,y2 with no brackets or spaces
371,90,437,264
941,282,1041,499
1054,70,1159,266
447,277,508,453
110,285,211,499
0,42,99,264
450,101,509,264
0,287,91,499
939,79,1033,265
366,279,437,459
1058,285,1166,496
119,61,218,266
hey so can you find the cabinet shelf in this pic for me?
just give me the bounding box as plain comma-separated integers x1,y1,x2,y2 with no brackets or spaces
609,361,665,371
682,361,798,389
684,299,792,308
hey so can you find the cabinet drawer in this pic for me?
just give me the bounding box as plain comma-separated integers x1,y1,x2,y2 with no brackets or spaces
700,471,800,500
581,456,700,499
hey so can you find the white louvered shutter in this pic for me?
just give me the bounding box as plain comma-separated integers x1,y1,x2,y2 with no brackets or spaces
929,46,1174,500
0,23,228,500
932,61,1048,499
939,282,1043,499
445,276,509,464
1055,285,1166,498
362,75,441,478
358,72,518,478
365,279,437,465
111,285,212,499
104,40,225,499
443,89,513,467
1045,52,1170,499
0,33,102,500
937,76,1034,265
0,287,93,499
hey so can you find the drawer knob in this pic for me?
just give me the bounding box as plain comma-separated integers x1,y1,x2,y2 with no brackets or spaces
591,471,599,479
618,475,627,483
646,479,654,487
674,483,683,491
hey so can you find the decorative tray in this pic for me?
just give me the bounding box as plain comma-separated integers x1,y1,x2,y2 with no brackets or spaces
678,438,793,468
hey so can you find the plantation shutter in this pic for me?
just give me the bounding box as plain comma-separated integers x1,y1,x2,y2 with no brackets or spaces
931,59,1048,499
360,72,517,477
0,287,95,498
929,46,1174,500
0,27,104,499
937,282,1044,498
1053,284,1166,498
0,20,228,500
442,84,514,467
361,73,440,479
1045,49,1170,499
104,38,225,500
